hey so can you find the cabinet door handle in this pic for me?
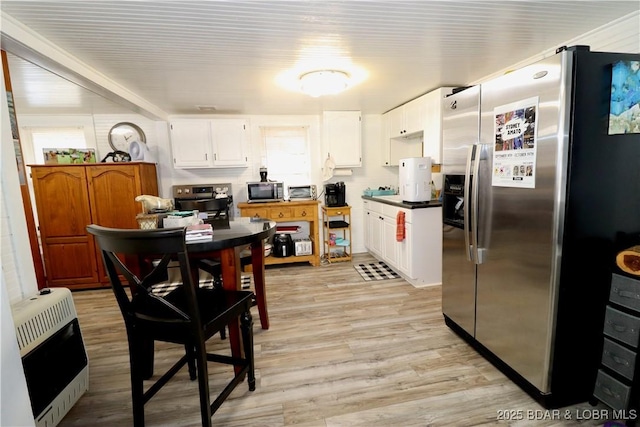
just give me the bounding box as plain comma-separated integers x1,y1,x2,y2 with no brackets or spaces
597,383,621,400
607,320,631,333
604,350,630,366
278,212,284,218
214,153,217,161
612,287,640,300
205,153,208,161
301,211,306,216
253,214,261,219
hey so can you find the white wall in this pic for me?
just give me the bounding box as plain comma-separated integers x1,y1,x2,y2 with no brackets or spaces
1,63,37,427
149,113,398,254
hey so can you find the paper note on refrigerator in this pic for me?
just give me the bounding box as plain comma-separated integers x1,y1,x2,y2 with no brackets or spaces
492,97,539,189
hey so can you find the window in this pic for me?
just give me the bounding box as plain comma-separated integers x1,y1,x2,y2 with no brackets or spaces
261,127,311,187
28,127,87,164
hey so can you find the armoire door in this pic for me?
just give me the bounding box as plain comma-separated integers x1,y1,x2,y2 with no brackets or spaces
31,166,100,287
86,163,157,282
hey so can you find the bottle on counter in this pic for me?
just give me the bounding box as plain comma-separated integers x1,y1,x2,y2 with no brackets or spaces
430,180,437,200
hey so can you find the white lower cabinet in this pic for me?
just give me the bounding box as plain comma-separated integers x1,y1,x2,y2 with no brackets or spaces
363,199,442,287
364,201,383,257
382,215,399,266
398,222,411,275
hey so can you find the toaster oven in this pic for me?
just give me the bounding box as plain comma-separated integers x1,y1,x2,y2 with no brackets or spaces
288,184,317,201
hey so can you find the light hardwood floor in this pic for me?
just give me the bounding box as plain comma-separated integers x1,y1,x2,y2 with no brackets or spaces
60,253,608,427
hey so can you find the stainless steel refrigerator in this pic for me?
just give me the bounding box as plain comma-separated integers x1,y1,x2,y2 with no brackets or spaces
441,46,640,408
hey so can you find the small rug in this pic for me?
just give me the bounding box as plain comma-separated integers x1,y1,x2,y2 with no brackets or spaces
354,262,401,281
151,274,251,297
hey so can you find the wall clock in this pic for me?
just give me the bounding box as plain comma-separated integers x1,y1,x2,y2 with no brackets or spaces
107,122,146,153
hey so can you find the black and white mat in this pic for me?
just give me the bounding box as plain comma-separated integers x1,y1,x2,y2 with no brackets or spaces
354,262,401,281
151,274,251,297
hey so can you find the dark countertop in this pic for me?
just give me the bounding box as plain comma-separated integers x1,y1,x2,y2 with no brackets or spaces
361,195,442,209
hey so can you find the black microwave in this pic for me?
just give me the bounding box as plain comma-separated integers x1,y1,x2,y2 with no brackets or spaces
247,182,285,203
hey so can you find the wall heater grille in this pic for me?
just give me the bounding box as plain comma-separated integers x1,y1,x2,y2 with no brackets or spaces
11,288,89,427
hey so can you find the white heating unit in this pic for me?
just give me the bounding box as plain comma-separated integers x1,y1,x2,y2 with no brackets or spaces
11,288,89,427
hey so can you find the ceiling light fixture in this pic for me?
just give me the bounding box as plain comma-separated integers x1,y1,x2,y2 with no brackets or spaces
299,70,351,97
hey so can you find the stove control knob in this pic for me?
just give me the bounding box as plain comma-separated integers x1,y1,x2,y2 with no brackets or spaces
185,189,190,194
177,189,182,194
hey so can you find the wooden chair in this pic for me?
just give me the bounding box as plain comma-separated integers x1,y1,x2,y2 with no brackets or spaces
87,225,255,427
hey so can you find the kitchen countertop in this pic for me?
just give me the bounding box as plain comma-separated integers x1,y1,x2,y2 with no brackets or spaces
361,195,442,209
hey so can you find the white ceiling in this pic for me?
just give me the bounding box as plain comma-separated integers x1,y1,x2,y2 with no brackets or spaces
2,1,639,117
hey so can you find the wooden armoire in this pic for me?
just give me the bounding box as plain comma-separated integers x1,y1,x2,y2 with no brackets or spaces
30,162,158,289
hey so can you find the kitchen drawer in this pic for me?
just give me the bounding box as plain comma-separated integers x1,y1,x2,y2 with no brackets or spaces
242,207,269,219
269,206,293,219
293,206,315,219
382,204,411,222
603,306,640,348
593,369,631,411
602,337,637,380
610,273,640,313
364,200,383,214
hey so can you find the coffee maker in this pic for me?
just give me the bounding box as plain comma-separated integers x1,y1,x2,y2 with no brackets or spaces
324,182,346,207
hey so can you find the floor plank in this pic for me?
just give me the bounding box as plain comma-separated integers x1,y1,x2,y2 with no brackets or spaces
59,254,609,426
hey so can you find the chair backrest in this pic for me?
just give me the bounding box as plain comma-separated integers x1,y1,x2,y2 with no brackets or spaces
86,224,201,327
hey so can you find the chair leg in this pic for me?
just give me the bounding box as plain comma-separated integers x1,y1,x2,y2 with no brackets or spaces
185,344,197,380
213,276,227,340
129,336,148,427
194,339,213,427
140,337,155,380
240,308,256,391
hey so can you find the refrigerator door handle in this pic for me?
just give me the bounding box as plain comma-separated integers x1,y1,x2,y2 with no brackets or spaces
471,144,484,264
464,144,475,262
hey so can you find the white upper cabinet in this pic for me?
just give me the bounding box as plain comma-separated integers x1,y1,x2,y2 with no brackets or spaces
387,96,426,138
381,114,422,166
170,120,213,168
387,107,405,139
323,111,362,168
170,118,249,169
402,96,426,136
210,119,249,167
383,87,454,166
422,87,454,164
